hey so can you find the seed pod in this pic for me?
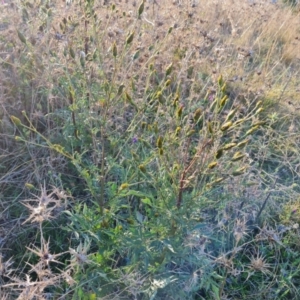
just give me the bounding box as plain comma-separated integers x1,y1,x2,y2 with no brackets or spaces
69,47,76,59
187,66,194,79
173,94,179,107
176,105,183,118
80,53,85,68
133,50,140,60
220,121,233,131
22,8,29,21
17,30,27,44
138,0,145,17
10,116,22,126
213,177,225,184
255,100,262,108
245,125,259,137
175,126,181,136
225,108,238,122
117,84,125,95
156,91,164,103
218,74,223,87
255,107,264,115
101,220,109,228
25,183,35,190
139,164,146,173
157,136,163,148
112,42,117,57
149,63,154,71
165,79,171,87
125,92,138,110
221,83,227,94
165,63,173,76
232,166,247,176
120,183,129,190
222,142,237,150
159,148,164,155
236,139,249,148
15,136,23,141
215,148,223,159
208,161,218,169
207,121,213,134
231,152,245,161
125,91,131,102
59,23,66,32
219,95,228,109
126,31,134,45
186,129,195,137
193,108,202,122
126,218,134,224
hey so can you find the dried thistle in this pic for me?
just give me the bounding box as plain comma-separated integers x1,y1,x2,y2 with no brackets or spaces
183,271,199,293
255,225,284,247
248,252,272,276
68,239,92,270
26,236,64,268
184,232,208,253
3,273,57,300
22,185,65,224
118,270,147,298
215,254,234,271
61,269,76,287
233,218,248,244
0,254,14,278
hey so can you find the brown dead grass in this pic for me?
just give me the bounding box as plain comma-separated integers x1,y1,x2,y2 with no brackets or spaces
0,1,299,111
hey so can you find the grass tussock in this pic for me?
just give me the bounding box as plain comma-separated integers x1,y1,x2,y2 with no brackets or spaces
1,0,300,299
